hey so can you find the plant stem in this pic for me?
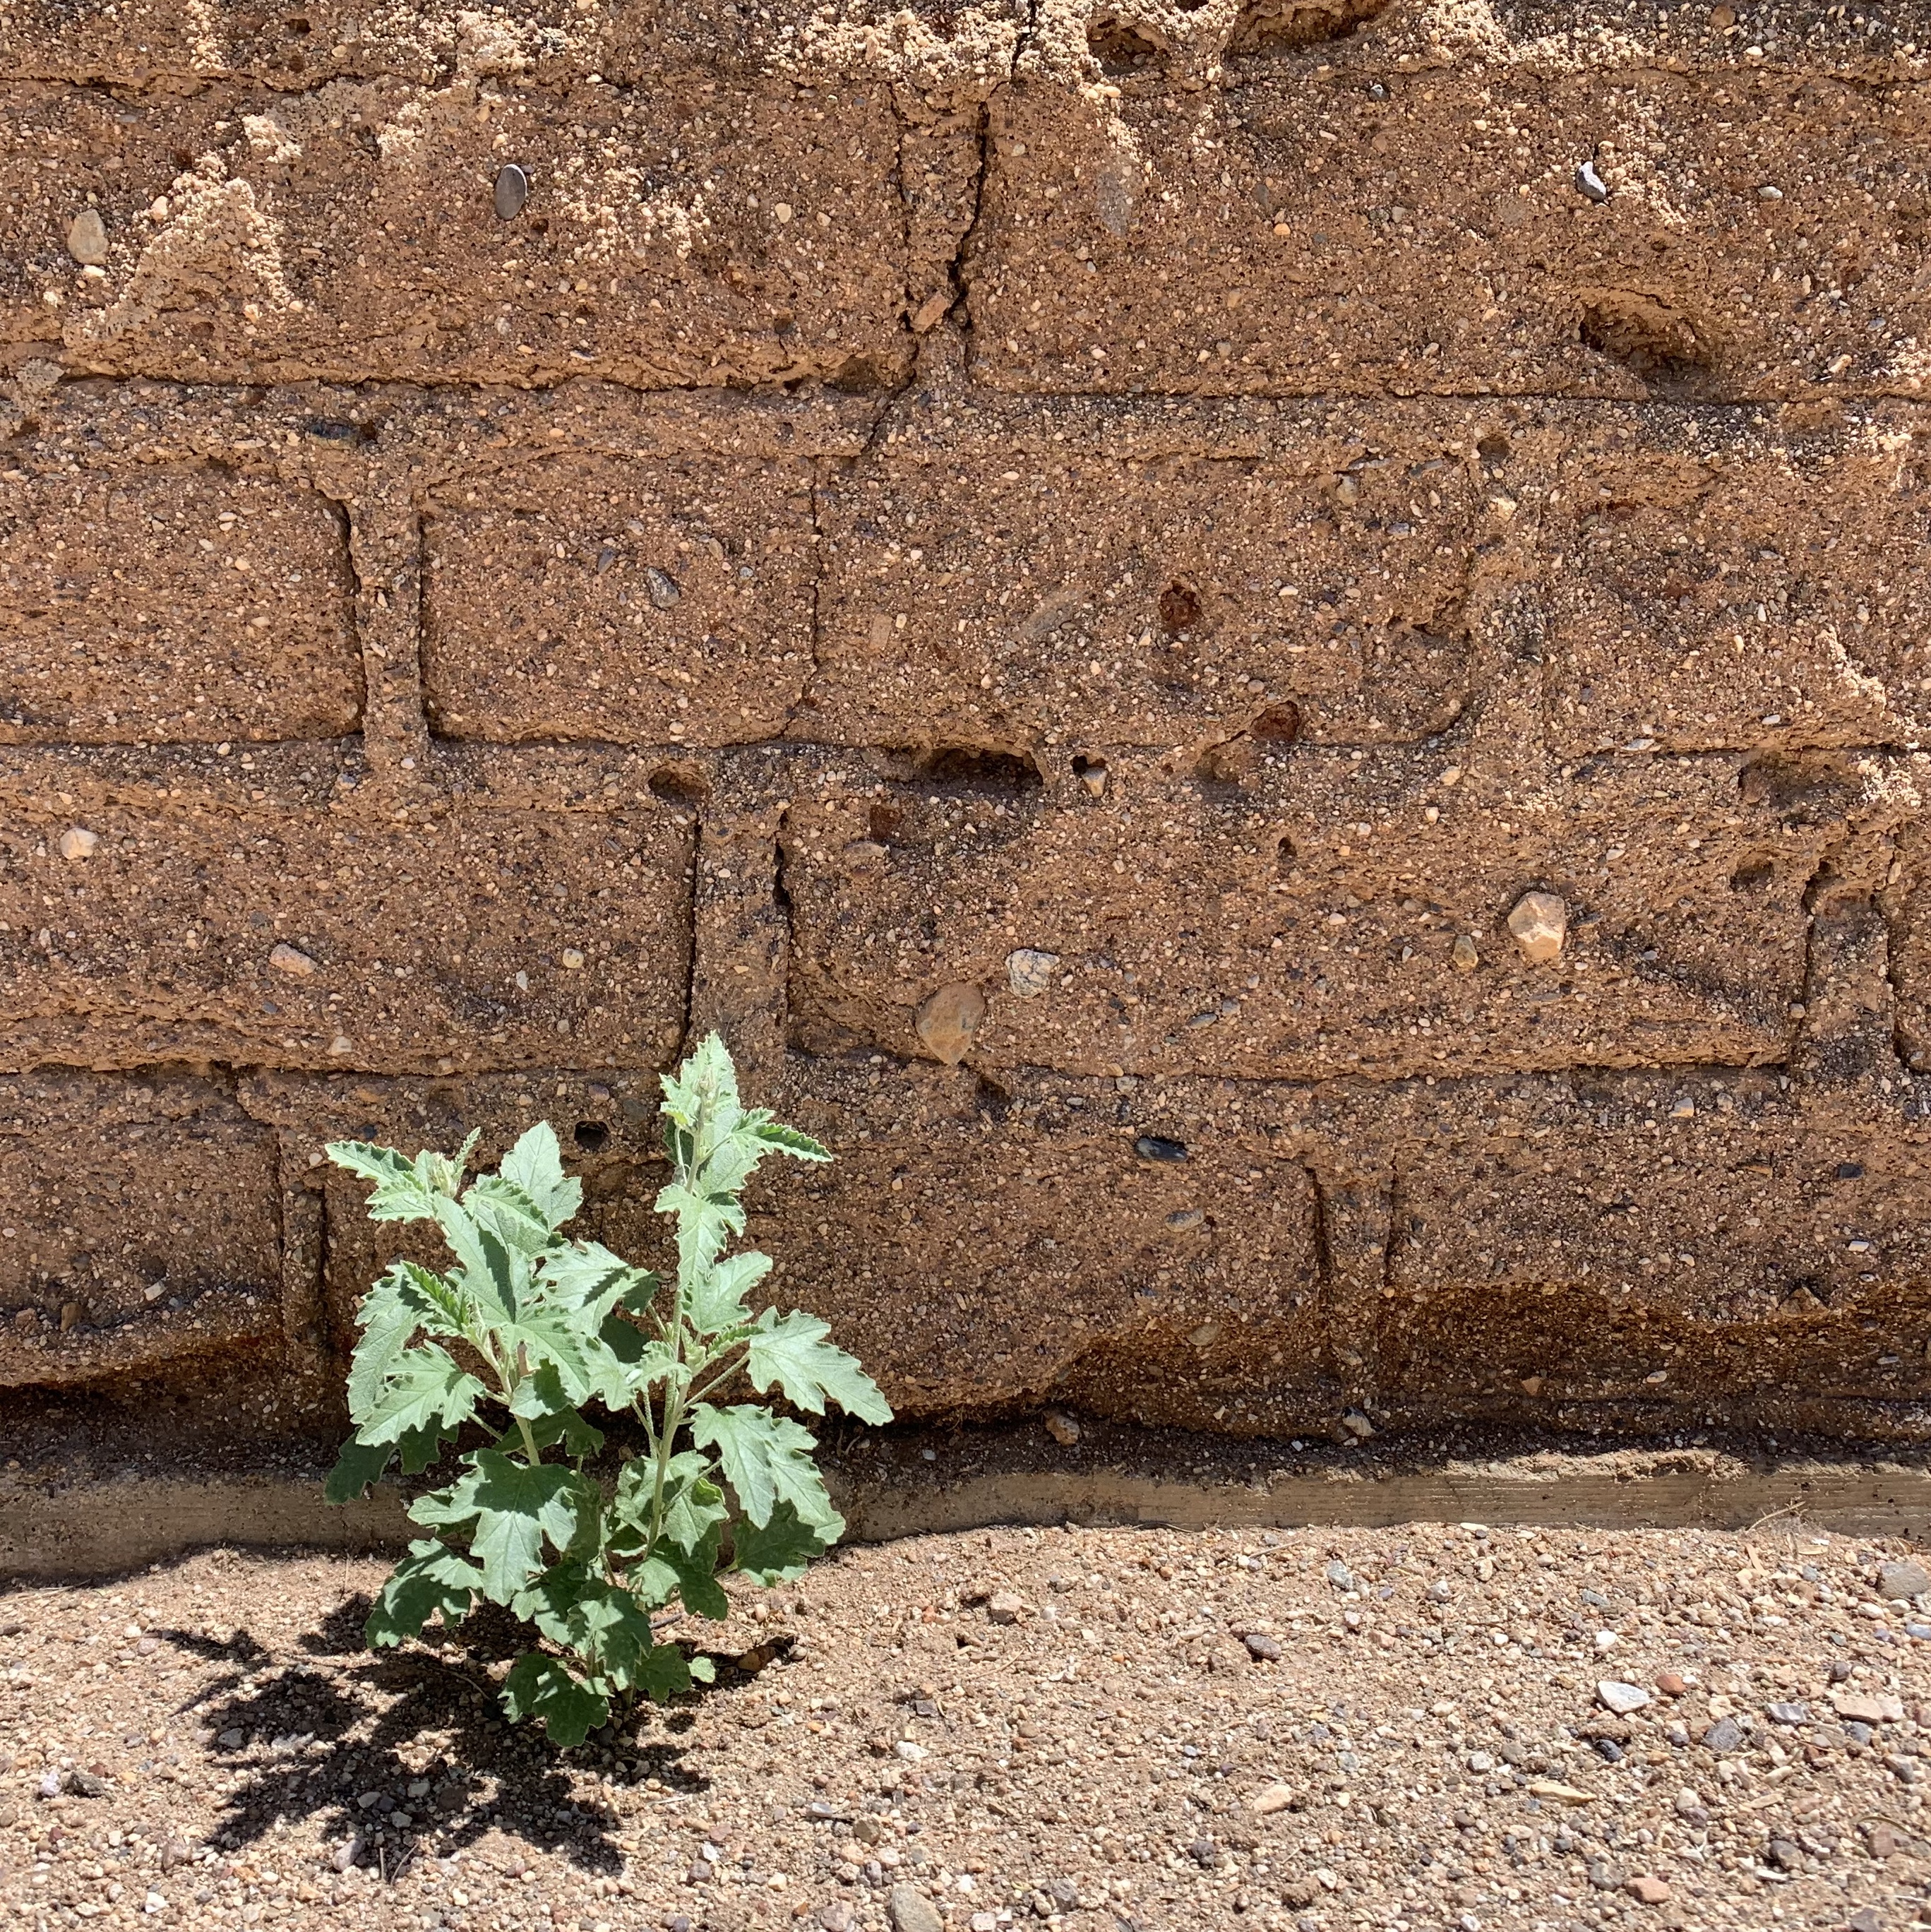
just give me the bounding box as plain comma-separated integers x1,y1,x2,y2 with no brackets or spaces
515,1415,543,1467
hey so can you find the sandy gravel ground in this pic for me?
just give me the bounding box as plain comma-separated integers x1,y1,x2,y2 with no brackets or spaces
1,1517,1927,1932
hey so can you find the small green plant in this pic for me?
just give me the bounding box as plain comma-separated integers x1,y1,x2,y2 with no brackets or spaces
323,1034,890,1745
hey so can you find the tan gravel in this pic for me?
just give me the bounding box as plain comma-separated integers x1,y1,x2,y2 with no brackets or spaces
2,1518,1928,1932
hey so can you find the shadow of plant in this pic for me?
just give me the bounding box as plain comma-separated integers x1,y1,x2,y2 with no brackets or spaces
149,1596,743,1882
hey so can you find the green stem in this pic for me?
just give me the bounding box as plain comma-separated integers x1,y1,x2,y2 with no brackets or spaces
515,1415,543,1467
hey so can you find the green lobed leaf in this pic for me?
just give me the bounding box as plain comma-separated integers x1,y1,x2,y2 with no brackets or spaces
731,1500,840,1585
430,1195,523,1330
498,1121,583,1233
501,1653,608,1748
397,1419,455,1476
364,1539,483,1647
360,1344,489,1445
688,1654,717,1686
689,1402,837,1530
508,1561,593,1647
748,1118,832,1162
464,1174,561,1256
746,1307,894,1424
407,1479,480,1539
608,1451,728,1561
686,1248,770,1339
566,1582,658,1685
324,1436,393,1505
457,1450,602,1604
326,1140,440,1222
539,1241,658,1327
498,1366,606,1460
345,1260,467,1424
630,1643,698,1705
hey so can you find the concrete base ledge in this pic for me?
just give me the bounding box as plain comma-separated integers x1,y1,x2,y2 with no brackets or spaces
5,1433,1930,1581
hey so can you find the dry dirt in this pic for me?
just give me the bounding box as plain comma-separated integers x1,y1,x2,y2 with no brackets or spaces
4,1517,1930,1932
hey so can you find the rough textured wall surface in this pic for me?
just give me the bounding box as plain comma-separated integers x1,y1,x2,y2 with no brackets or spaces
5,0,1931,1457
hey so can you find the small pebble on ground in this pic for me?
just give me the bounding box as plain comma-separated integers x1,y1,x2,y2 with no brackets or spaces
1,1520,1927,1931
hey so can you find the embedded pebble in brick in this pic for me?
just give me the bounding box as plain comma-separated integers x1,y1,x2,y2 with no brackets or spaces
492,164,529,221
66,208,109,265
56,826,98,861
1005,948,1059,998
1452,934,1479,972
1043,1410,1080,1445
268,944,317,978
1507,890,1567,965
914,982,986,1065
646,566,682,610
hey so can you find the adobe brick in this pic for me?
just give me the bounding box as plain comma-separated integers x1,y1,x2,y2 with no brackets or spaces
0,464,359,746
781,746,1866,1083
967,69,1925,403
0,783,692,1074
0,1073,280,1388
422,453,818,746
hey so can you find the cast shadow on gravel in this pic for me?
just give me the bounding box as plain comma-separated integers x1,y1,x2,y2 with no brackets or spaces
149,1594,748,1881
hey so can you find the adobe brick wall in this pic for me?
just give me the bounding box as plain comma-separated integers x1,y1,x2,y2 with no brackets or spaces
4,0,1931,1457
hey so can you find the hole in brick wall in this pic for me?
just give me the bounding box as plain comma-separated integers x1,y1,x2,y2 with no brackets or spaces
909,746,1045,794
1577,294,1714,390
1228,0,1389,55
868,802,905,843
1730,859,1774,894
1738,751,1860,828
1158,580,1202,634
1195,738,1255,785
1088,15,1166,68
1250,702,1301,745
283,13,311,30
1070,753,1109,798
648,763,711,806
829,355,895,395
1277,833,1298,873
1477,431,1512,465
573,1121,610,1153
974,1074,1015,1124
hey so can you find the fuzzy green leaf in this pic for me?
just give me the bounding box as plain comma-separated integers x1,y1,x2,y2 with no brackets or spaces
324,1436,393,1505
407,1479,480,1539
634,1520,731,1622
430,1195,522,1328
748,1119,832,1162
508,1563,651,1678
731,1501,839,1585
686,1248,771,1338
364,1539,483,1647
456,1450,601,1603
345,1260,466,1423
746,1308,894,1424
397,1419,454,1475
326,1140,439,1221
631,1644,698,1704
607,1451,728,1561
689,1654,717,1686
501,1653,607,1747
689,1402,837,1530
499,1366,606,1460
499,1121,583,1232
360,1344,488,1445
539,1241,658,1328
464,1174,560,1256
